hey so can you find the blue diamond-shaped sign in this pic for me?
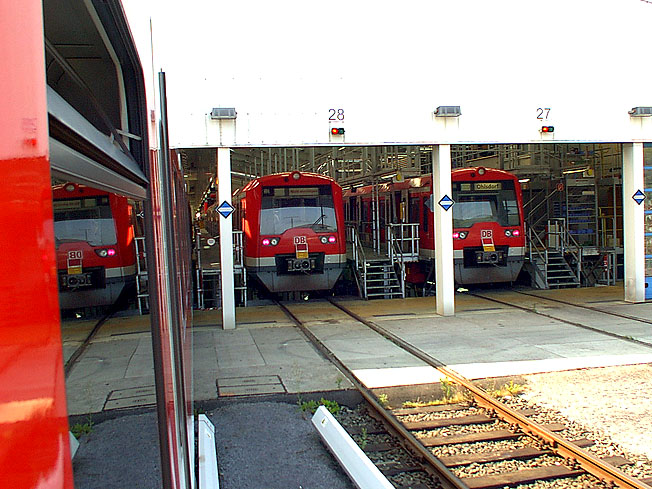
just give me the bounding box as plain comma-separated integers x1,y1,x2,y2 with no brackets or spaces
633,190,646,205
438,195,455,211
217,200,235,218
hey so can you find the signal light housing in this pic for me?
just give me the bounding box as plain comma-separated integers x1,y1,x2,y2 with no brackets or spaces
95,248,116,257
541,126,554,133
330,128,345,135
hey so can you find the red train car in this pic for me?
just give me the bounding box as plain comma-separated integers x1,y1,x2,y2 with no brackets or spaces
345,167,526,285
53,183,137,311
236,171,347,293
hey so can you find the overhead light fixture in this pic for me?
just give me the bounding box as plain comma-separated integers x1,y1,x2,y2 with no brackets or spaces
629,107,652,117
434,106,461,117
210,108,237,119
562,167,589,175
518,178,530,183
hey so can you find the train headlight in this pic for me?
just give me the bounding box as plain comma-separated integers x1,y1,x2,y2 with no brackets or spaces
504,230,512,237
328,236,336,243
453,231,468,239
477,167,486,176
320,236,328,244
512,229,520,237
262,238,270,246
504,229,521,237
270,237,279,246
95,248,116,257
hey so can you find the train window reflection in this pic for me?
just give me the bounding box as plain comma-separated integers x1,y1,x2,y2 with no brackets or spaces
261,185,338,235
53,197,118,246
453,185,520,228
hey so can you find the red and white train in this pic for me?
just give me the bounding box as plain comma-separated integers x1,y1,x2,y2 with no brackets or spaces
52,183,138,311
234,171,347,293
345,167,526,285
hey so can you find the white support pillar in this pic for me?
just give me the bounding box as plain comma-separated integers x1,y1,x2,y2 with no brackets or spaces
217,147,236,329
622,143,645,303
432,145,455,316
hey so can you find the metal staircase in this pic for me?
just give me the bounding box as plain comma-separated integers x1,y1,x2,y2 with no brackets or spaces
363,260,403,298
526,218,581,289
543,250,581,288
196,230,247,308
348,223,419,299
134,236,149,314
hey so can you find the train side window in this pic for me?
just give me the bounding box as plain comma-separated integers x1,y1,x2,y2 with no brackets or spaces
422,196,429,232
408,197,419,223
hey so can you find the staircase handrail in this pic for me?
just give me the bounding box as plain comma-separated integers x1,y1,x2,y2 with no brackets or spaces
387,223,420,263
386,226,407,298
555,218,582,283
347,224,366,298
527,224,549,289
525,188,560,232
547,218,582,283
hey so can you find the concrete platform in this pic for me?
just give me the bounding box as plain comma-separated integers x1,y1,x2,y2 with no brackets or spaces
63,283,652,415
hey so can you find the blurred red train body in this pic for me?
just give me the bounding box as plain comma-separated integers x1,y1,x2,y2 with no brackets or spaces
345,167,526,285
235,171,347,293
52,183,137,310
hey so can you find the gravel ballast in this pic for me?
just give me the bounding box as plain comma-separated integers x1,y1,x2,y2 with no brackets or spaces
522,363,652,460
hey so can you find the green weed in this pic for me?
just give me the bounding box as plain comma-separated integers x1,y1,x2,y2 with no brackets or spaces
298,397,341,415
71,416,94,439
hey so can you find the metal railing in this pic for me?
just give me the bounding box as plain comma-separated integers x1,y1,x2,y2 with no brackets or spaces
527,219,582,288
547,218,582,283
524,187,561,234
527,225,550,289
387,223,420,264
196,230,247,309
347,225,366,298
134,236,148,314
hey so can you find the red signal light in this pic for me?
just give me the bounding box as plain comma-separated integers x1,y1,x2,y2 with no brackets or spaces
541,126,554,133
331,128,345,135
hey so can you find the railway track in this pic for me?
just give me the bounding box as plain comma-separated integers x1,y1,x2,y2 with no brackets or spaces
469,289,652,350
63,309,115,377
276,297,652,489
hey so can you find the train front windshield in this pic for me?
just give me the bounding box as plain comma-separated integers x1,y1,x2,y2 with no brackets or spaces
452,180,520,228
53,196,118,246
260,185,338,235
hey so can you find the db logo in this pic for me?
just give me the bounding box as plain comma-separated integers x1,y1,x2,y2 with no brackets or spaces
480,230,493,239
293,236,307,245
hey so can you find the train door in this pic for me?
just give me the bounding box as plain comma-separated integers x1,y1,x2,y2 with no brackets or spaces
348,195,358,223
393,189,409,223
408,191,420,224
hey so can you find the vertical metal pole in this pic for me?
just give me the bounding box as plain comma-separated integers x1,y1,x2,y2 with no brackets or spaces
147,71,192,489
622,143,645,302
218,147,236,328
433,145,455,316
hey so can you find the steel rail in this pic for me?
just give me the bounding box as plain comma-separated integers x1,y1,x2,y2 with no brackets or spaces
64,311,113,377
326,297,652,489
515,289,652,327
274,299,468,489
471,291,652,350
